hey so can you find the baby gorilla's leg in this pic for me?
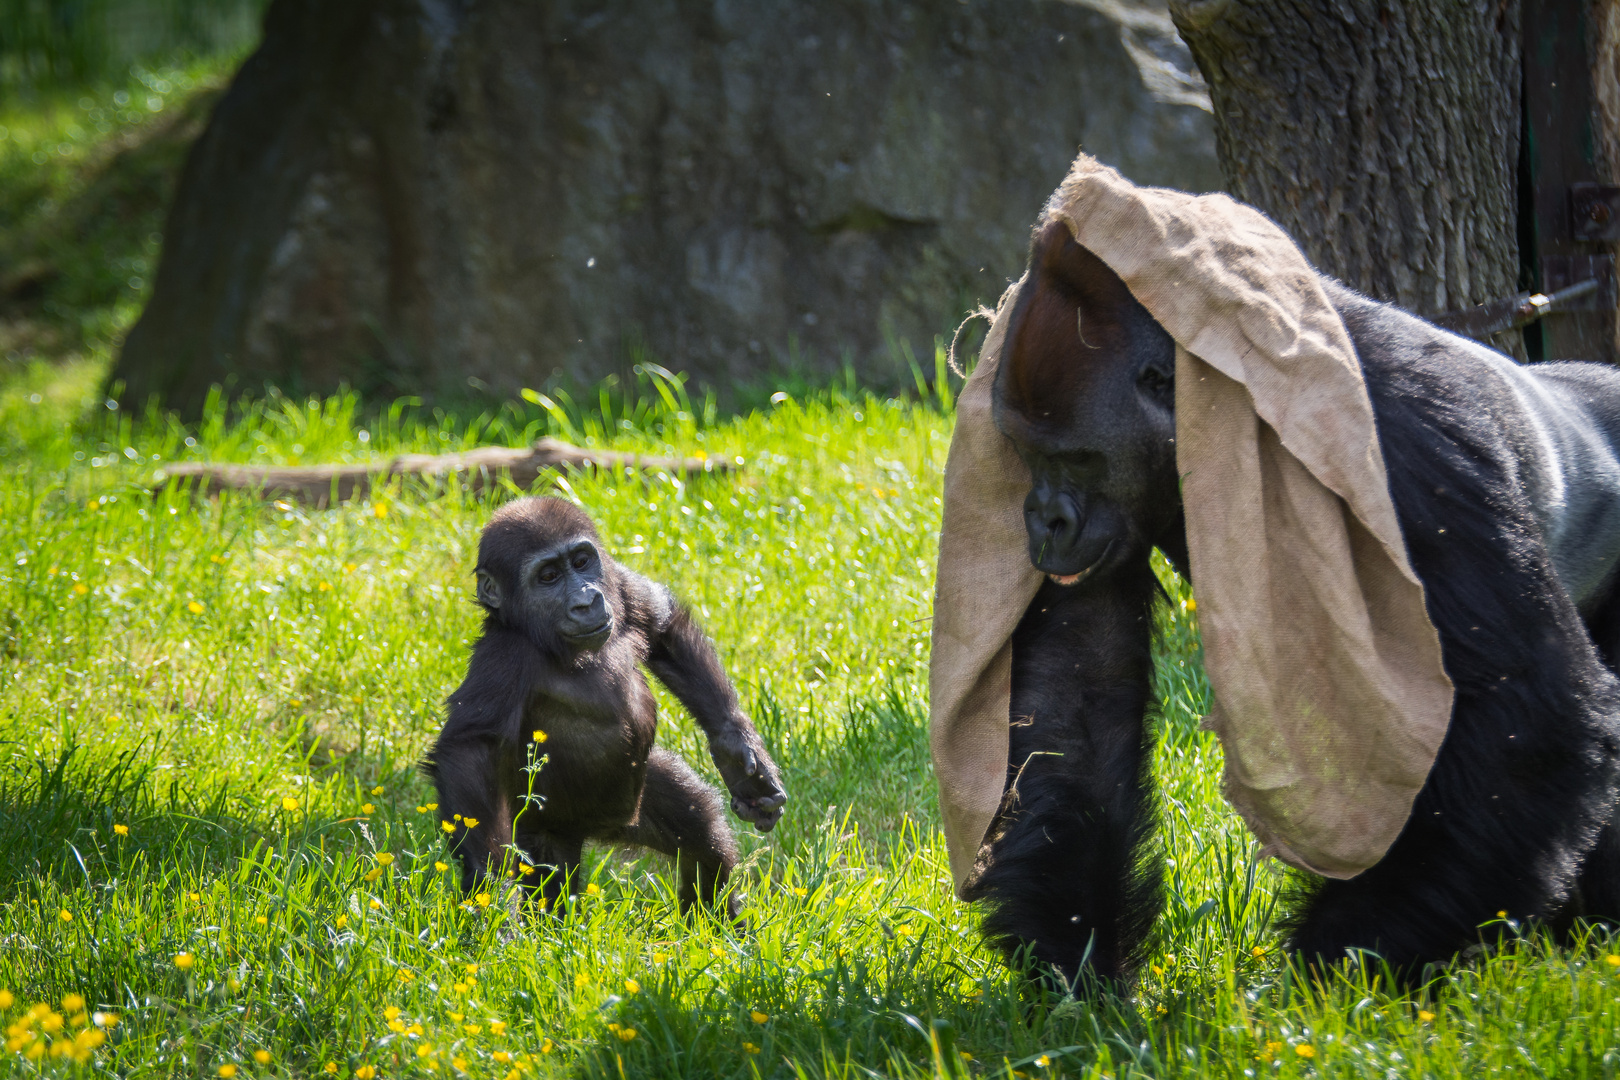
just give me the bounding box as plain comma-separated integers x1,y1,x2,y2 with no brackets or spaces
608,748,741,916
513,832,583,916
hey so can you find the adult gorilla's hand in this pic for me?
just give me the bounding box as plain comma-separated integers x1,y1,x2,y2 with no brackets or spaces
709,724,787,831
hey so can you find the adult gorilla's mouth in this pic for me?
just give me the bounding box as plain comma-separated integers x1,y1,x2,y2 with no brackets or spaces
1046,541,1116,586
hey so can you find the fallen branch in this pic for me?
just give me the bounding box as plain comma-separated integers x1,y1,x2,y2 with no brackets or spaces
152,437,735,508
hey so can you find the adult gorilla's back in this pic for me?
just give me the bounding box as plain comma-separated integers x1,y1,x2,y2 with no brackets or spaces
1296,285,1620,960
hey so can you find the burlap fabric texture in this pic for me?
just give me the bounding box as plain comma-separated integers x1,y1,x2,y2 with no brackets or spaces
929,154,1455,892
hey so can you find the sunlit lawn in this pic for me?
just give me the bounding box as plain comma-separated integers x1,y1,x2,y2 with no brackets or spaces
0,362,1618,1079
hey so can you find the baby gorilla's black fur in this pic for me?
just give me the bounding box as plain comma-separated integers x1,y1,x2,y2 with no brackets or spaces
970,218,1620,989
423,497,786,916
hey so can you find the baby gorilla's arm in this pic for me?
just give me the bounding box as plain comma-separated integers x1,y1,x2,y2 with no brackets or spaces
623,572,788,831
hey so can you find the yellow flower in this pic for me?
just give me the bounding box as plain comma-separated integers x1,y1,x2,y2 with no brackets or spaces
58,909,73,922
388,1019,406,1033
465,963,479,975
1252,945,1266,958
452,1057,467,1070
710,946,724,958
519,864,535,876
218,1065,237,1077
228,977,242,991
281,797,299,812
325,1062,338,1074
253,1051,272,1065
335,914,348,928
426,802,438,810
255,915,268,926
449,1012,464,1023
416,805,427,813
1295,1044,1316,1059
743,1042,760,1054
1151,965,1163,976
189,892,201,903
363,868,383,883
463,1025,481,1036
60,995,84,1013
397,969,415,981
188,601,204,614
489,1021,506,1037
370,785,384,796
211,554,226,564
1037,1055,1051,1067
493,1051,510,1063
1497,910,1508,918
616,1027,637,1042
585,883,601,896
92,1011,116,1028
368,898,381,910
175,953,194,969
462,816,480,828
356,1067,376,1079
793,887,806,897
624,979,640,994
474,893,491,908
532,730,547,743
361,803,375,815
1418,1010,1436,1022
373,502,389,518
574,973,590,989
317,581,332,592
0,989,12,1009
384,1006,401,1021
435,861,449,872
343,562,356,574
750,1011,769,1024
73,583,88,595
113,824,128,836
960,1052,974,1062
376,853,394,866
441,820,456,833
1606,955,1620,967
652,952,668,964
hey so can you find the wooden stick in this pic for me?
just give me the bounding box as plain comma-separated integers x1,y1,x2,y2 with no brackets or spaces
151,437,735,508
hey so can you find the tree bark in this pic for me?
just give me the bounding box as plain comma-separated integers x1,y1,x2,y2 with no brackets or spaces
1169,0,1524,338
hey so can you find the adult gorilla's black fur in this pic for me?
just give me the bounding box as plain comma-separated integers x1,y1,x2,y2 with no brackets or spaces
424,497,787,917
968,218,1620,986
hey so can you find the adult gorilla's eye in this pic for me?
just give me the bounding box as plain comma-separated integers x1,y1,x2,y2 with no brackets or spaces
1138,363,1173,401
572,552,590,570
538,567,560,584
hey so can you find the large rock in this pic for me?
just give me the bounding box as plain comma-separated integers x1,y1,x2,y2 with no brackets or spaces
113,0,1218,413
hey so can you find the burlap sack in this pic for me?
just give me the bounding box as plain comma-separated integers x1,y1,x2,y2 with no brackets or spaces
930,155,1455,890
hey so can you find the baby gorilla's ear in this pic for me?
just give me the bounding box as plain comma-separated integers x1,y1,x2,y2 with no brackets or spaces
475,569,503,611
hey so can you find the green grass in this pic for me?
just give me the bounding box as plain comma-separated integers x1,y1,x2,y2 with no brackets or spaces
1,362,1619,1080
1,53,241,369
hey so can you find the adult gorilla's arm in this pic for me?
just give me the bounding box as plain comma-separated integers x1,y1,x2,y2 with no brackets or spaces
621,570,788,831
961,568,1163,987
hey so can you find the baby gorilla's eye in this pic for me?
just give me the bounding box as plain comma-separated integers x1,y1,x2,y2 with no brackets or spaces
572,553,590,570
538,568,561,584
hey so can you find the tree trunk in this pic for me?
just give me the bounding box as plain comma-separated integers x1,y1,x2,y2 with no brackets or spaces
1169,0,1525,347
1170,0,1620,365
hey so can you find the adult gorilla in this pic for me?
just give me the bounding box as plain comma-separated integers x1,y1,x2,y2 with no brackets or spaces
955,194,1620,986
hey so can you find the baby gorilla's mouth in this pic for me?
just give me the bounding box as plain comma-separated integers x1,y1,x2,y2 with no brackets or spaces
1046,541,1115,586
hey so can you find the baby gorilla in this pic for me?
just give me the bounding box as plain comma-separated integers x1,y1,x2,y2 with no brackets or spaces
425,496,786,916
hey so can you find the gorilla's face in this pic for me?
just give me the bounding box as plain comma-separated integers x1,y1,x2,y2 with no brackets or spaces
992,220,1181,585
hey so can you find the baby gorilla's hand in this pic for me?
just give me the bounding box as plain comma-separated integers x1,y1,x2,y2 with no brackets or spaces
709,725,787,832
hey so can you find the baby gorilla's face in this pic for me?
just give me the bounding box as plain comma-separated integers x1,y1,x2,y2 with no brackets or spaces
475,533,615,654
520,536,614,650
